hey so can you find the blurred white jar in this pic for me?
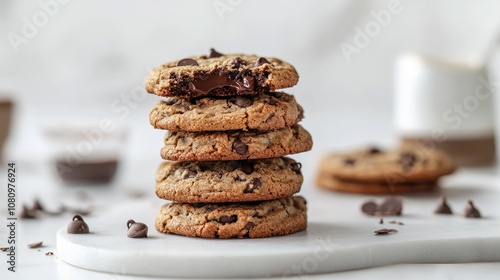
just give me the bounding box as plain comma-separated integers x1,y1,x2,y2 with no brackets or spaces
394,53,496,166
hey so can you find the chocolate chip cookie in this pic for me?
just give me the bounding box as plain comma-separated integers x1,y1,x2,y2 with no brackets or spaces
145,49,299,98
149,92,304,132
161,125,313,161
156,158,303,203
316,172,437,194
318,146,456,184
155,196,307,238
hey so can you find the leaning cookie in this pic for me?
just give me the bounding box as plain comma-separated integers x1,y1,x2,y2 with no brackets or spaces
149,92,304,132
156,158,303,203
161,125,313,161
145,49,299,98
318,146,456,184
155,196,307,238
316,172,438,194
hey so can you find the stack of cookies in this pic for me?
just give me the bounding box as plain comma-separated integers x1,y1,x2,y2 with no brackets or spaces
317,146,456,194
145,49,312,238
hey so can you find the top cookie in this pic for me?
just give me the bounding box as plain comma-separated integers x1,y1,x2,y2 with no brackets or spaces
145,49,299,98
318,145,456,183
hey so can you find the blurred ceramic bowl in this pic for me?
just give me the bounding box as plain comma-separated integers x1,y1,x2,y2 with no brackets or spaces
0,99,13,159
41,119,128,185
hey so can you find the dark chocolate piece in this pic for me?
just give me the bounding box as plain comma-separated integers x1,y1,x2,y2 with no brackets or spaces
233,96,253,108
232,139,248,155
189,72,255,96
127,219,148,238
254,57,271,67
374,228,398,235
290,162,302,175
463,200,481,218
244,178,262,193
361,201,378,216
434,196,453,214
239,161,254,174
208,48,223,58
177,58,199,66
232,57,245,68
399,152,417,170
344,158,356,166
20,204,37,219
218,215,238,224
27,241,43,249
67,215,89,234
380,197,403,215
368,147,382,155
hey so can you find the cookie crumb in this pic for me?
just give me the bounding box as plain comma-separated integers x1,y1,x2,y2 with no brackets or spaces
374,228,398,235
45,252,54,256
389,220,404,225
27,241,43,249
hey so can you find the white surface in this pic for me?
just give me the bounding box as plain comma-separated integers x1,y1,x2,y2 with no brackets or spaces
394,53,495,138
56,176,500,279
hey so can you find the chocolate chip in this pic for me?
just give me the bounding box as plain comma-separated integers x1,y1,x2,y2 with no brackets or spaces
127,219,148,238
232,139,248,155
183,169,198,179
27,241,43,249
252,212,263,218
234,175,246,182
228,161,240,171
173,103,190,112
297,105,304,120
244,222,255,230
361,201,378,216
239,161,254,174
33,199,44,211
244,178,262,193
399,152,417,170
45,252,54,256
232,57,245,68
177,58,199,66
165,98,177,105
374,228,398,235
67,215,89,234
208,48,223,58
434,196,453,214
380,197,403,216
218,215,237,224
264,113,275,123
344,158,356,166
205,206,216,213
290,162,302,175
233,96,253,108
20,204,36,219
463,200,481,218
254,57,271,67
368,147,382,155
